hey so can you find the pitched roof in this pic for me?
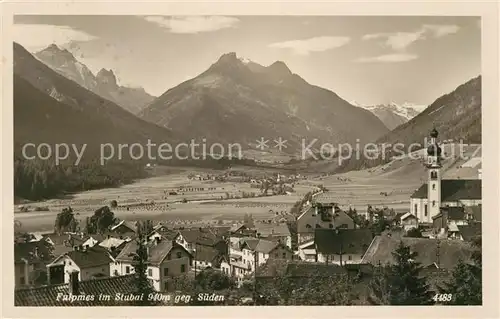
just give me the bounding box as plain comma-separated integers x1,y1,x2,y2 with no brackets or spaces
194,245,221,264
410,179,481,201
65,246,113,268
361,236,475,269
314,228,373,255
98,237,126,249
14,275,136,306
464,205,482,222
400,212,417,221
115,239,192,266
14,241,53,263
179,228,222,246
240,238,260,251
313,192,338,205
254,239,279,254
297,206,354,234
457,223,482,242
254,222,291,237
435,206,466,221
110,220,137,232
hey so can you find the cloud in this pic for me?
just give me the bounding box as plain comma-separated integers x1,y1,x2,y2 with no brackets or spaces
422,24,460,37
143,16,239,34
13,24,97,51
268,36,351,55
355,53,418,63
362,24,460,51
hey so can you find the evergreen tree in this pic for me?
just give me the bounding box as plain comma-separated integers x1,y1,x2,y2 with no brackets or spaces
54,206,77,234
367,263,392,305
439,236,482,305
131,234,157,306
387,241,434,305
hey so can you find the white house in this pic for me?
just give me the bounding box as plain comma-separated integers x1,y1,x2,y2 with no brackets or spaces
112,238,192,292
314,228,373,266
297,240,316,262
46,246,113,285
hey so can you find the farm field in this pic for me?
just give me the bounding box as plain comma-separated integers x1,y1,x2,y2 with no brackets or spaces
14,145,481,233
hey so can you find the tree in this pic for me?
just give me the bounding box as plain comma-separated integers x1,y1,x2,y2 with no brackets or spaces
131,235,157,306
54,206,77,234
137,220,154,235
439,236,482,305
383,241,434,305
110,200,118,208
367,263,392,305
88,206,116,234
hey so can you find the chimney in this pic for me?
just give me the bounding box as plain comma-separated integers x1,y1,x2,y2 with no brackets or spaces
68,270,80,295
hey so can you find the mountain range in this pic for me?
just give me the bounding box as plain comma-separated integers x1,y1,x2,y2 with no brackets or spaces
34,44,155,115
17,42,481,164
351,101,426,130
14,42,175,161
376,76,481,147
138,53,389,152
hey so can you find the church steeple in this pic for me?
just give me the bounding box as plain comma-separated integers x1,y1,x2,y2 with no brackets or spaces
426,127,442,222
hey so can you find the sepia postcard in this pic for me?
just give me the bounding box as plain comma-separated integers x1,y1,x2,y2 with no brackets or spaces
1,1,499,318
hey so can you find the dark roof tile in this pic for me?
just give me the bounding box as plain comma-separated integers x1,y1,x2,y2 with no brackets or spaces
314,228,373,255
410,179,481,201
15,275,136,306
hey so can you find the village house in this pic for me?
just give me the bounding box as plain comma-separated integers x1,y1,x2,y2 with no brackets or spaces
297,240,316,262
98,236,128,257
456,223,482,242
392,212,419,231
112,237,193,292
362,235,476,270
193,244,225,273
110,220,138,236
14,241,53,289
147,227,188,248
409,128,482,223
179,227,229,258
432,206,480,239
254,222,292,249
314,228,373,265
296,198,355,244
46,245,113,285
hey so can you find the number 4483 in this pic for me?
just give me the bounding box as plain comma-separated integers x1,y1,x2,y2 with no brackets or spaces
433,294,453,302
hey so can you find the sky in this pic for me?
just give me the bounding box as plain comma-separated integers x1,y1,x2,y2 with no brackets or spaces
13,15,481,106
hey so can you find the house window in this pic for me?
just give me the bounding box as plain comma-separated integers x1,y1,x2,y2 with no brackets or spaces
176,252,182,259
113,270,118,276
164,268,169,276
348,255,352,261
329,224,334,229
126,266,130,274
432,201,436,207
148,269,153,277
331,255,335,261
432,183,436,190
431,171,437,179
181,265,186,273
164,281,168,291
282,252,286,258
20,276,25,285
424,205,428,217
414,204,418,214
167,254,171,260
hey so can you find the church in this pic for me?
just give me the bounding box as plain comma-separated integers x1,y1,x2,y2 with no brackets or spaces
410,128,482,223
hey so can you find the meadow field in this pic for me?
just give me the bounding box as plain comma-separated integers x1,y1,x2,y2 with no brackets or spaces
14,144,481,233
